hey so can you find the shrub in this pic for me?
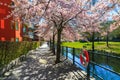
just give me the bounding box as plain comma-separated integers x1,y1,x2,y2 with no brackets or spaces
0,41,40,68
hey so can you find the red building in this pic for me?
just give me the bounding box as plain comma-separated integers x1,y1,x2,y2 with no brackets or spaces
0,0,23,42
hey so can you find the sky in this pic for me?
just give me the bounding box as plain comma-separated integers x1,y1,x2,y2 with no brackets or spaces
108,4,120,21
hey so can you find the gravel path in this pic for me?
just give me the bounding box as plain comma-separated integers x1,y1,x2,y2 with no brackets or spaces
1,42,89,80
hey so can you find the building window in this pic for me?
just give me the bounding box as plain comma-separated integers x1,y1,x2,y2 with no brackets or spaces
11,38,14,42
10,1,15,6
1,37,5,41
15,21,19,30
16,38,19,42
23,27,26,33
0,20,5,29
11,21,15,30
10,1,15,8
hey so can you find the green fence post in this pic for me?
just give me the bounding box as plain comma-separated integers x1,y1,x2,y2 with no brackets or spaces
87,62,90,80
62,46,64,56
73,48,75,65
106,52,108,64
66,47,68,59
92,51,95,77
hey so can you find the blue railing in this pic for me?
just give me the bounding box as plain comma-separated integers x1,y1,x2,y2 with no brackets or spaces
61,46,120,80
48,41,120,80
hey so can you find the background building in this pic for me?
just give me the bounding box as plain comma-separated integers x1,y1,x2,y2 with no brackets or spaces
0,0,23,42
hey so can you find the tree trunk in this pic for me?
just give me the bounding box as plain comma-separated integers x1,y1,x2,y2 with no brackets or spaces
106,31,109,47
50,38,52,50
55,30,61,63
92,32,95,52
52,33,55,55
98,37,100,43
91,32,95,75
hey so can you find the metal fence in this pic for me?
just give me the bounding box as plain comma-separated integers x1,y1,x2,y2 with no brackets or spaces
60,46,120,80
49,41,120,80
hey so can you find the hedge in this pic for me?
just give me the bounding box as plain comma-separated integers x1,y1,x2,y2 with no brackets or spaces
0,41,40,68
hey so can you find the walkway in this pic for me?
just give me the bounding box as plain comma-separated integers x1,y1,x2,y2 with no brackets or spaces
1,42,88,80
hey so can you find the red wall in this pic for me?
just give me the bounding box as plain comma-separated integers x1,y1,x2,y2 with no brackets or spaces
0,0,22,42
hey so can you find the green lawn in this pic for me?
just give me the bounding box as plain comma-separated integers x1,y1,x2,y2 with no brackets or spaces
61,41,120,54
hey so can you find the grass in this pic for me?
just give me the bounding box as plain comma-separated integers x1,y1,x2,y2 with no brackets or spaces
62,41,120,73
62,41,120,54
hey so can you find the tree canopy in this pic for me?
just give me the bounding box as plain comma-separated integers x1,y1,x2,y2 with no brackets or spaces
1,0,120,63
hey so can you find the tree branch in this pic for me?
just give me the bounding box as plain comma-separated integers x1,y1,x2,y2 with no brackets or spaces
63,9,83,25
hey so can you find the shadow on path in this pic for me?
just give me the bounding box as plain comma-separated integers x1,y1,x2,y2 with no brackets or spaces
2,42,86,80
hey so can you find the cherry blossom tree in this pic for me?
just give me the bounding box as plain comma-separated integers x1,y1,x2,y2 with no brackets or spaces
35,21,80,55
43,0,92,63
62,26,80,41
11,0,51,24
76,0,116,51
100,21,115,47
11,0,117,63
104,0,120,45
109,0,120,29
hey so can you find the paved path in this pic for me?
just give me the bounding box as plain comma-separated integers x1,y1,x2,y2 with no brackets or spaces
1,42,89,80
